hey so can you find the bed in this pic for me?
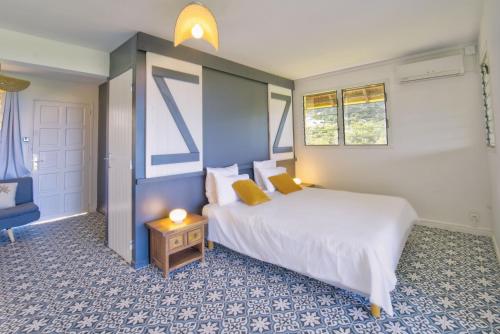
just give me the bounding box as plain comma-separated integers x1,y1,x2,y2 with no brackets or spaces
203,187,418,316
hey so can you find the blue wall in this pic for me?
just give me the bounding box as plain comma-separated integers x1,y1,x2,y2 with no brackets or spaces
203,68,269,169
133,68,272,268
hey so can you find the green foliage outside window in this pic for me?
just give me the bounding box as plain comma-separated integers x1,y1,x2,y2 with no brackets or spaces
344,101,387,145
304,106,338,145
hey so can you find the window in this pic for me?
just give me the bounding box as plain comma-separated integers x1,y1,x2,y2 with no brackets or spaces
303,91,339,145
481,57,495,147
342,83,388,145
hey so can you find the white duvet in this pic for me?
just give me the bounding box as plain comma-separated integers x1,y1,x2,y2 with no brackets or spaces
203,187,418,316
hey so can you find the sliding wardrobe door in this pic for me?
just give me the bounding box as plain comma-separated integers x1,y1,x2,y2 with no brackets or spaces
107,69,133,263
268,85,294,161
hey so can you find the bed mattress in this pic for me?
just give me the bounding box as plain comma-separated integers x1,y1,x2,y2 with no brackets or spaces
202,187,418,315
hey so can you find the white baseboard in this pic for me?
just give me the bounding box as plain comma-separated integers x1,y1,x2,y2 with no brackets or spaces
417,219,492,236
493,235,500,265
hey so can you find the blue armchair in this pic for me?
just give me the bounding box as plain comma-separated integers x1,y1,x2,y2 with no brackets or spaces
0,177,40,242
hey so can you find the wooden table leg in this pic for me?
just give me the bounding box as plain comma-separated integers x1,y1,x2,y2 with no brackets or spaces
200,227,206,262
162,248,169,278
371,304,381,318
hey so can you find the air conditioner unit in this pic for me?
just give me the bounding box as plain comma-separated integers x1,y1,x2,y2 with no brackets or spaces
397,54,464,83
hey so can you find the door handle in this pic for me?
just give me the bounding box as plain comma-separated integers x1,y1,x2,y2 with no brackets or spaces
32,159,44,171
105,154,112,168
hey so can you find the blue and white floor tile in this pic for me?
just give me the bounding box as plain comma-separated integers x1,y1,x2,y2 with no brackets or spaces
0,213,499,333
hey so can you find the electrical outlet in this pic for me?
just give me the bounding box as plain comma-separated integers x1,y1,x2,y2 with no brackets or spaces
469,211,480,226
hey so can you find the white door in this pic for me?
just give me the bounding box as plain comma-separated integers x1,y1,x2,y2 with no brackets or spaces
33,101,91,220
107,69,133,263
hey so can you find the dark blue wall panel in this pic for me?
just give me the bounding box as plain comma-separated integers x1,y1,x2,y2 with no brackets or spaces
109,35,137,79
203,68,269,169
134,175,205,268
136,32,293,89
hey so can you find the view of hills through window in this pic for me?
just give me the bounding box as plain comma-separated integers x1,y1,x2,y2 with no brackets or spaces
303,91,338,145
343,84,388,145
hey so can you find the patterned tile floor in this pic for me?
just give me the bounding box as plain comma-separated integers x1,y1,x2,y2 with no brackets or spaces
0,213,499,334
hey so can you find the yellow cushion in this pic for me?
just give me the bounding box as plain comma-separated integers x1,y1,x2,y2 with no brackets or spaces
232,179,271,206
268,173,302,194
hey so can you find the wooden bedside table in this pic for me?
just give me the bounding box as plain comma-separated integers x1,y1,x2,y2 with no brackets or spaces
146,213,208,277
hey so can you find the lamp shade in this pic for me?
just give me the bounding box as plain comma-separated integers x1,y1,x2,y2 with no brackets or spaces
0,74,30,92
169,208,187,224
174,2,219,50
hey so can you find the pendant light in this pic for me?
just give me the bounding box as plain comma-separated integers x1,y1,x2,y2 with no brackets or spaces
0,64,30,92
174,2,219,50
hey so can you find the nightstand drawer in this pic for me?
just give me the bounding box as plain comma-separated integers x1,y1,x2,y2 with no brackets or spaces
187,228,202,245
168,234,185,250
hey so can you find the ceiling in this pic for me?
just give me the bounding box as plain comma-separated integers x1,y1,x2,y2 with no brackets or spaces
0,0,484,80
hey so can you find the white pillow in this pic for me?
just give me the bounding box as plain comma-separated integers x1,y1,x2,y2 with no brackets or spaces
0,182,17,210
259,167,287,192
205,164,238,204
253,159,276,188
214,173,249,206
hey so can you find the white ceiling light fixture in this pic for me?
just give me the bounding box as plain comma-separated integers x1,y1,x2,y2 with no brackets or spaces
174,2,219,50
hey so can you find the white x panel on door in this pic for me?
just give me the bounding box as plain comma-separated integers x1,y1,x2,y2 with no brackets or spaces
145,52,203,178
268,84,294,161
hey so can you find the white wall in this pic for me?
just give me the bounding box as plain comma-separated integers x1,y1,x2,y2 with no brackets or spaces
479,0,500,248
2,72,99,212
293,50,493,233
0,28,109,78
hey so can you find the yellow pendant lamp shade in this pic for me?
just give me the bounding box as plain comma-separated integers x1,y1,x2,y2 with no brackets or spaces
0,74,30,92
0,64,30,92
174,2,219,50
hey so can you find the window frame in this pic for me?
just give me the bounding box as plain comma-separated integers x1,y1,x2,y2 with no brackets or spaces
341,82,389,147
302,89,340,146
480,54,495,148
